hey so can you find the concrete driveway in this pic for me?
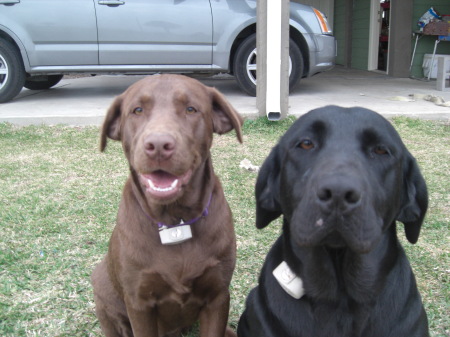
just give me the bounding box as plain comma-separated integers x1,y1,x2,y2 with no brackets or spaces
1,66,450,126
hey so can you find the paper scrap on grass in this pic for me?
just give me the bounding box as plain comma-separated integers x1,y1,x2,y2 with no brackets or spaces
240,159,260,172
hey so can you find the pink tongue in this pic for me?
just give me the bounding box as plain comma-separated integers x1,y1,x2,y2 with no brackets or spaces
146,171,178,188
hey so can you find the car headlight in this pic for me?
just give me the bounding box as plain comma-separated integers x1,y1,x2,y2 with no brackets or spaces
313,8,333,35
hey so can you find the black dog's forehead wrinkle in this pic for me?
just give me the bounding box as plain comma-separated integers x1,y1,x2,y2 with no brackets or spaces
298,105,391,128
284,120,328,149
360,128,388,146
309,120,327,134
285,106,404,146
283,114,356,150
358,124,406,158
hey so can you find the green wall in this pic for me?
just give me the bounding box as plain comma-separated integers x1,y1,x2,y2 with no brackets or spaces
334,0,346,65
333,0,371,70
350,1,370,70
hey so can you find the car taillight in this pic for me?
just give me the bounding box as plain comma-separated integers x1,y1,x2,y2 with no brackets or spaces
313,8,332,35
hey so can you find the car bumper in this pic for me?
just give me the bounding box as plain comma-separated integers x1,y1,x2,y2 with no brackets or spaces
308,34,336,76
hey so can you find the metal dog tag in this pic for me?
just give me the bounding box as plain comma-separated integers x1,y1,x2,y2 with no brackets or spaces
272,261,305,299
159,224,192,245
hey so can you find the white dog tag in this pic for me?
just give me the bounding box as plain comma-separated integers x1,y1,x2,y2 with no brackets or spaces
272,261,305,299
159,224,192,245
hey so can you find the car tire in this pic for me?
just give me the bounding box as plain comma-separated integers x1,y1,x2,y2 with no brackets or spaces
0,38,26,103
233,34,304,97
24,75,64,90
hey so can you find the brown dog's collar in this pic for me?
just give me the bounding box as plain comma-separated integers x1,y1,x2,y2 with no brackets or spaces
140,193,213,230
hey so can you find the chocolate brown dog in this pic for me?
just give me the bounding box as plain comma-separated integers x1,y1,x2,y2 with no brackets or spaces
92,74,243,337
238,106,429,337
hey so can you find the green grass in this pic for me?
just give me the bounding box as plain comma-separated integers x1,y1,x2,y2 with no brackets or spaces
0,116,448,336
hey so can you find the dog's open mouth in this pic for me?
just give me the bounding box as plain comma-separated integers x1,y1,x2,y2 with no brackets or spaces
140,170,192,201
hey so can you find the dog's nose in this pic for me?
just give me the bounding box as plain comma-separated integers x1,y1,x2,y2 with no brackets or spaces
144,134,176,160
316,177,362,213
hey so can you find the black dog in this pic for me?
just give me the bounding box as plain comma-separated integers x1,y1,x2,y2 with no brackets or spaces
238,106,429,337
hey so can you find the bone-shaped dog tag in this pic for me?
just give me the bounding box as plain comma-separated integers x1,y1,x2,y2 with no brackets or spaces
159,224,192,245
272,261,305,299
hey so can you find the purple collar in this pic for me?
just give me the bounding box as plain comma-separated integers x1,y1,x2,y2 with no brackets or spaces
141,193,213,229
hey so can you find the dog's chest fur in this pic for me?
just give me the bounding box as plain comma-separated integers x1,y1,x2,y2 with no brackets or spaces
120,250,224,324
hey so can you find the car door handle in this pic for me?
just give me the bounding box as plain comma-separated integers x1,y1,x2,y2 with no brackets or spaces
98,1,125,6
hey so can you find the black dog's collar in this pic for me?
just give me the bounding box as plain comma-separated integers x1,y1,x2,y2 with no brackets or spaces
272,261,305,299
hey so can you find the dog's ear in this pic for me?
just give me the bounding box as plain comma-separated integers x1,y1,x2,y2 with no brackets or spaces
209,87,243,143
100,95,123,152
255,144,283,228
397,153,428,244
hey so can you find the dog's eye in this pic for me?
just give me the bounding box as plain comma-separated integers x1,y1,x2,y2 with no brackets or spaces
186,106,197,114
373,145,389,155
133,107,143,115
298,139,315,150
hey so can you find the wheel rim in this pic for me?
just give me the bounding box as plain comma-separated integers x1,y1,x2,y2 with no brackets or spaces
246,49,258,85
246,48,293,86
0,54,8,90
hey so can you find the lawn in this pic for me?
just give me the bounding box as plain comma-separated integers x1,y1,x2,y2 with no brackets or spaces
0,116,448,336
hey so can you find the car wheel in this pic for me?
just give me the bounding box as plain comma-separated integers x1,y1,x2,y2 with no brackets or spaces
24,75,64,90
233,34,303,97
0,38,26,103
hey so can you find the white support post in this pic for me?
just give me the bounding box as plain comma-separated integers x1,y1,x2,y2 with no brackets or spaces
257,0,289,120
266,0,282,120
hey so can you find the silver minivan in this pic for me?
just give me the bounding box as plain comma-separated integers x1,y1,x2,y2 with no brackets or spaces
0,0,335,103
